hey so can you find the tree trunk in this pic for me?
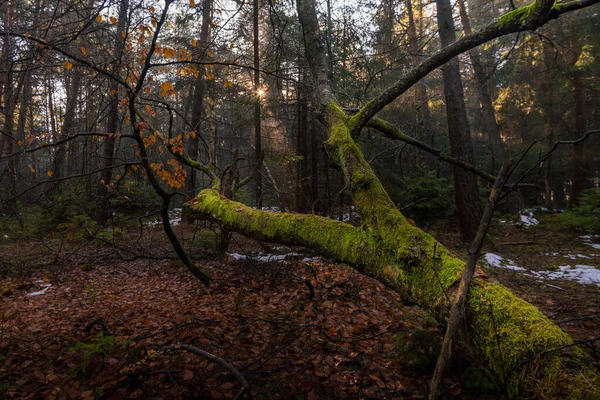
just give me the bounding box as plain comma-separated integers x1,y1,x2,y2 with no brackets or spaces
435,0,482,241
53,69,82,189
457,0,506,166
405,0,433,146
569,27,586,207
185,0,213,201
457,0,526,214
296,67,309,213
97,0,128,223
253,0,262,209
0,0,19,217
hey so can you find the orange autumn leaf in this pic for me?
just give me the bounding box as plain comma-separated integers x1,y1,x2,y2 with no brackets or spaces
63,61,73,69
96,15,102,23
47,170,54,177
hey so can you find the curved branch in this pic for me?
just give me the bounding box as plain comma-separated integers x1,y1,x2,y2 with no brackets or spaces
120,343,252,399
367,118,498,184
178,344,252,400
348,0,600,132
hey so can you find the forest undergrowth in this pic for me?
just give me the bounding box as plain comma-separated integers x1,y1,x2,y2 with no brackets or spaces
1,214,599,399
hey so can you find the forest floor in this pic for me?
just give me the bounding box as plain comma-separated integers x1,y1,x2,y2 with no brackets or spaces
0,210,599,399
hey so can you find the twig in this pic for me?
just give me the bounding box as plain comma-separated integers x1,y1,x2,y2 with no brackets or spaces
179,344,252,400
120,343,252,399
499,241,538,246
429,160,512,400
555,316,599,325
504,129,600,198
132,320,200,341
514,336,600,372
83,317,113,335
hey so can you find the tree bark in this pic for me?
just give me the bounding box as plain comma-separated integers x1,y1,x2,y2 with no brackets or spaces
97,0,128,223
569,27,586,207
185,0,213,201
253,0,262,209
457,0,506,166
405,0,433,146
296,67,309,213
435,0,482,241
457,0,526,214
53,69,82,188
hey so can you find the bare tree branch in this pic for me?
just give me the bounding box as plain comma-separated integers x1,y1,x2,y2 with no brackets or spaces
348,0,600,132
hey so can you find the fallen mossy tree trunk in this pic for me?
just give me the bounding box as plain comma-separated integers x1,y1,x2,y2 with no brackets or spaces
189,103,599,398
188,0,599,396
190,189,596,397
190,193,598,399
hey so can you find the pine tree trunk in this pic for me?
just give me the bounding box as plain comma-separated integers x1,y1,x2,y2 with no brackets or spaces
435,0,482,241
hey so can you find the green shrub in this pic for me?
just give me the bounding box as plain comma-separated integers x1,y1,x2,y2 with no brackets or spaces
58,214,101,240
69,333,126,376
110,180,161,213
392,171,454,222
555,188,600,233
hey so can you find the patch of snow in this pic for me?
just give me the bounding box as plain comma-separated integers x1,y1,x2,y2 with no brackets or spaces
146,208,182,227
565,254,590,260
531,265,600,285
301,256,322,263
256,253,300,262
342,212,360,223
580,235,600,250
25,284,52,297
519,210,539,227
263,206,281,212
544,251,560,256
483,253,526,271
228,252,301,262
483,253,600,286
252,206,281,212
229,253,246,260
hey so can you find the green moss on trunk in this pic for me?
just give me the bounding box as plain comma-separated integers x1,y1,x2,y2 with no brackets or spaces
188,101,597,397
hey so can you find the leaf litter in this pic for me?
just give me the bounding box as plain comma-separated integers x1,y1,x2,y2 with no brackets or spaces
0,239,435,399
